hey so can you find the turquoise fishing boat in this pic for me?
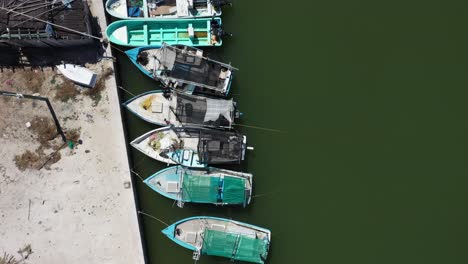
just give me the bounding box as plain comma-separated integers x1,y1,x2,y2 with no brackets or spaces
126,44,236,96
105,18,223,47
144,166,252,207
105,0,225,20
162,216,271,263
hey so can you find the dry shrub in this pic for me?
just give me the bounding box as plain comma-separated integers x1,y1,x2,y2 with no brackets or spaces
47,151,62,166
14,150,42,171
66,128,81,143
55,79,79,102
102,67,114,79
0,244,33,263
14,146,63,171
41,150,62,171
20,70,45,93
0,253,18,264
83,67,113,106
17,245,32,260
30,116,57,144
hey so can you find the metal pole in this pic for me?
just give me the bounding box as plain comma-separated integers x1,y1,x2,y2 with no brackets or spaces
44,97,67,142
0,90,67,143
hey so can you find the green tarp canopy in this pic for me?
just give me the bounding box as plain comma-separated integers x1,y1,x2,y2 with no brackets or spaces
223,176,246,204
202,229,269,264
182,173,246,204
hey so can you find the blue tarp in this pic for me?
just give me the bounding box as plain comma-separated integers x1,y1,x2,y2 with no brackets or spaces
128,7,141,17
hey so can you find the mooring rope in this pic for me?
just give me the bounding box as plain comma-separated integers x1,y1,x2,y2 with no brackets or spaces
130,169,144,182
117,85,136,97
109,43,127,55
252,191,280,198
235,123,285,133
138,211,169,227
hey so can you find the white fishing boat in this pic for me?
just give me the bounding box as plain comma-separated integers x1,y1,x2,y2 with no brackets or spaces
123,90,238,128
126,44,235,96
130,126,247,167
56,64,97,88
105,0,228,20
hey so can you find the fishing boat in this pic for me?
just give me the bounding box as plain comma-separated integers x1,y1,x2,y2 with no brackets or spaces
105,0,228,20
130,126,248,167
56,64,97,88
123,90,238,128
162,216,271,263
105,18,224,47
126,44,235,96
144,166,252,207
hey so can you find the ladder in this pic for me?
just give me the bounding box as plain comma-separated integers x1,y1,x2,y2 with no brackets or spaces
192,250,200,260
177,199,184,208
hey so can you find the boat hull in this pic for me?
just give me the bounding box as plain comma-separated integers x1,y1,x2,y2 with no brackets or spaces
126,45,234,97
162,216,271,264
105,18,222,47
56,64,97,88
105,0,221,20
130,126,246,167
144,166,253,206
123,90,237,128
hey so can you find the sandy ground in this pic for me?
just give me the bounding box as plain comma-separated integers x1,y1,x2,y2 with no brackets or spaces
0,1,145,263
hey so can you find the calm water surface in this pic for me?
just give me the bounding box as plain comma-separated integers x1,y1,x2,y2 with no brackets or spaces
114,1,468,263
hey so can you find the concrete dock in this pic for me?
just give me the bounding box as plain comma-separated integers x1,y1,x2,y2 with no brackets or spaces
0,1,145,263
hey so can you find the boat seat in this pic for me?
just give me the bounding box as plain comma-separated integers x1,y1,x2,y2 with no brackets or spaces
207,141,221,151
185,232,197,243
151,102,163,113
188,24,195,38
183,150,191,160
168,6,177,14
166,181,179,193
210,224,225,231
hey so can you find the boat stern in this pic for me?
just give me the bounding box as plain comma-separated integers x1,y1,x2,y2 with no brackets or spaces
105,0,129,19
224,70,234,96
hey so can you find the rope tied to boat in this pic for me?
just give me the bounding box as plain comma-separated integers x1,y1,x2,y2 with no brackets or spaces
138,211,169,227
130,169,144,182
235,123,286,133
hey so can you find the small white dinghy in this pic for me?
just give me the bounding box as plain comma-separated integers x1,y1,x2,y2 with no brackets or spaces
56,64,97,88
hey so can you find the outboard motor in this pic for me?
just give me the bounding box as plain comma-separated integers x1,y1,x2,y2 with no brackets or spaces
210,18,232,44
210,0,233,8
162,87,171,99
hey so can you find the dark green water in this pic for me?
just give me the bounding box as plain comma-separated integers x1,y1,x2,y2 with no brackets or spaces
115,1,468,263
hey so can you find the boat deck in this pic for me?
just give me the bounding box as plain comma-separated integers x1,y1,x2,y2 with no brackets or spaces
176,218,268,249
146,166,252,205
141,47,230,90
135,128,200,163
149,0,177,17
127,92,177,125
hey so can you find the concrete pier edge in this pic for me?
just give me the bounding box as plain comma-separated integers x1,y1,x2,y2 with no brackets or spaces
100,5,150,264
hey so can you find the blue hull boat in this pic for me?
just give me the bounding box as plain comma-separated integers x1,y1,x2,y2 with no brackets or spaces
144,166,253,207
162,216,271,263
